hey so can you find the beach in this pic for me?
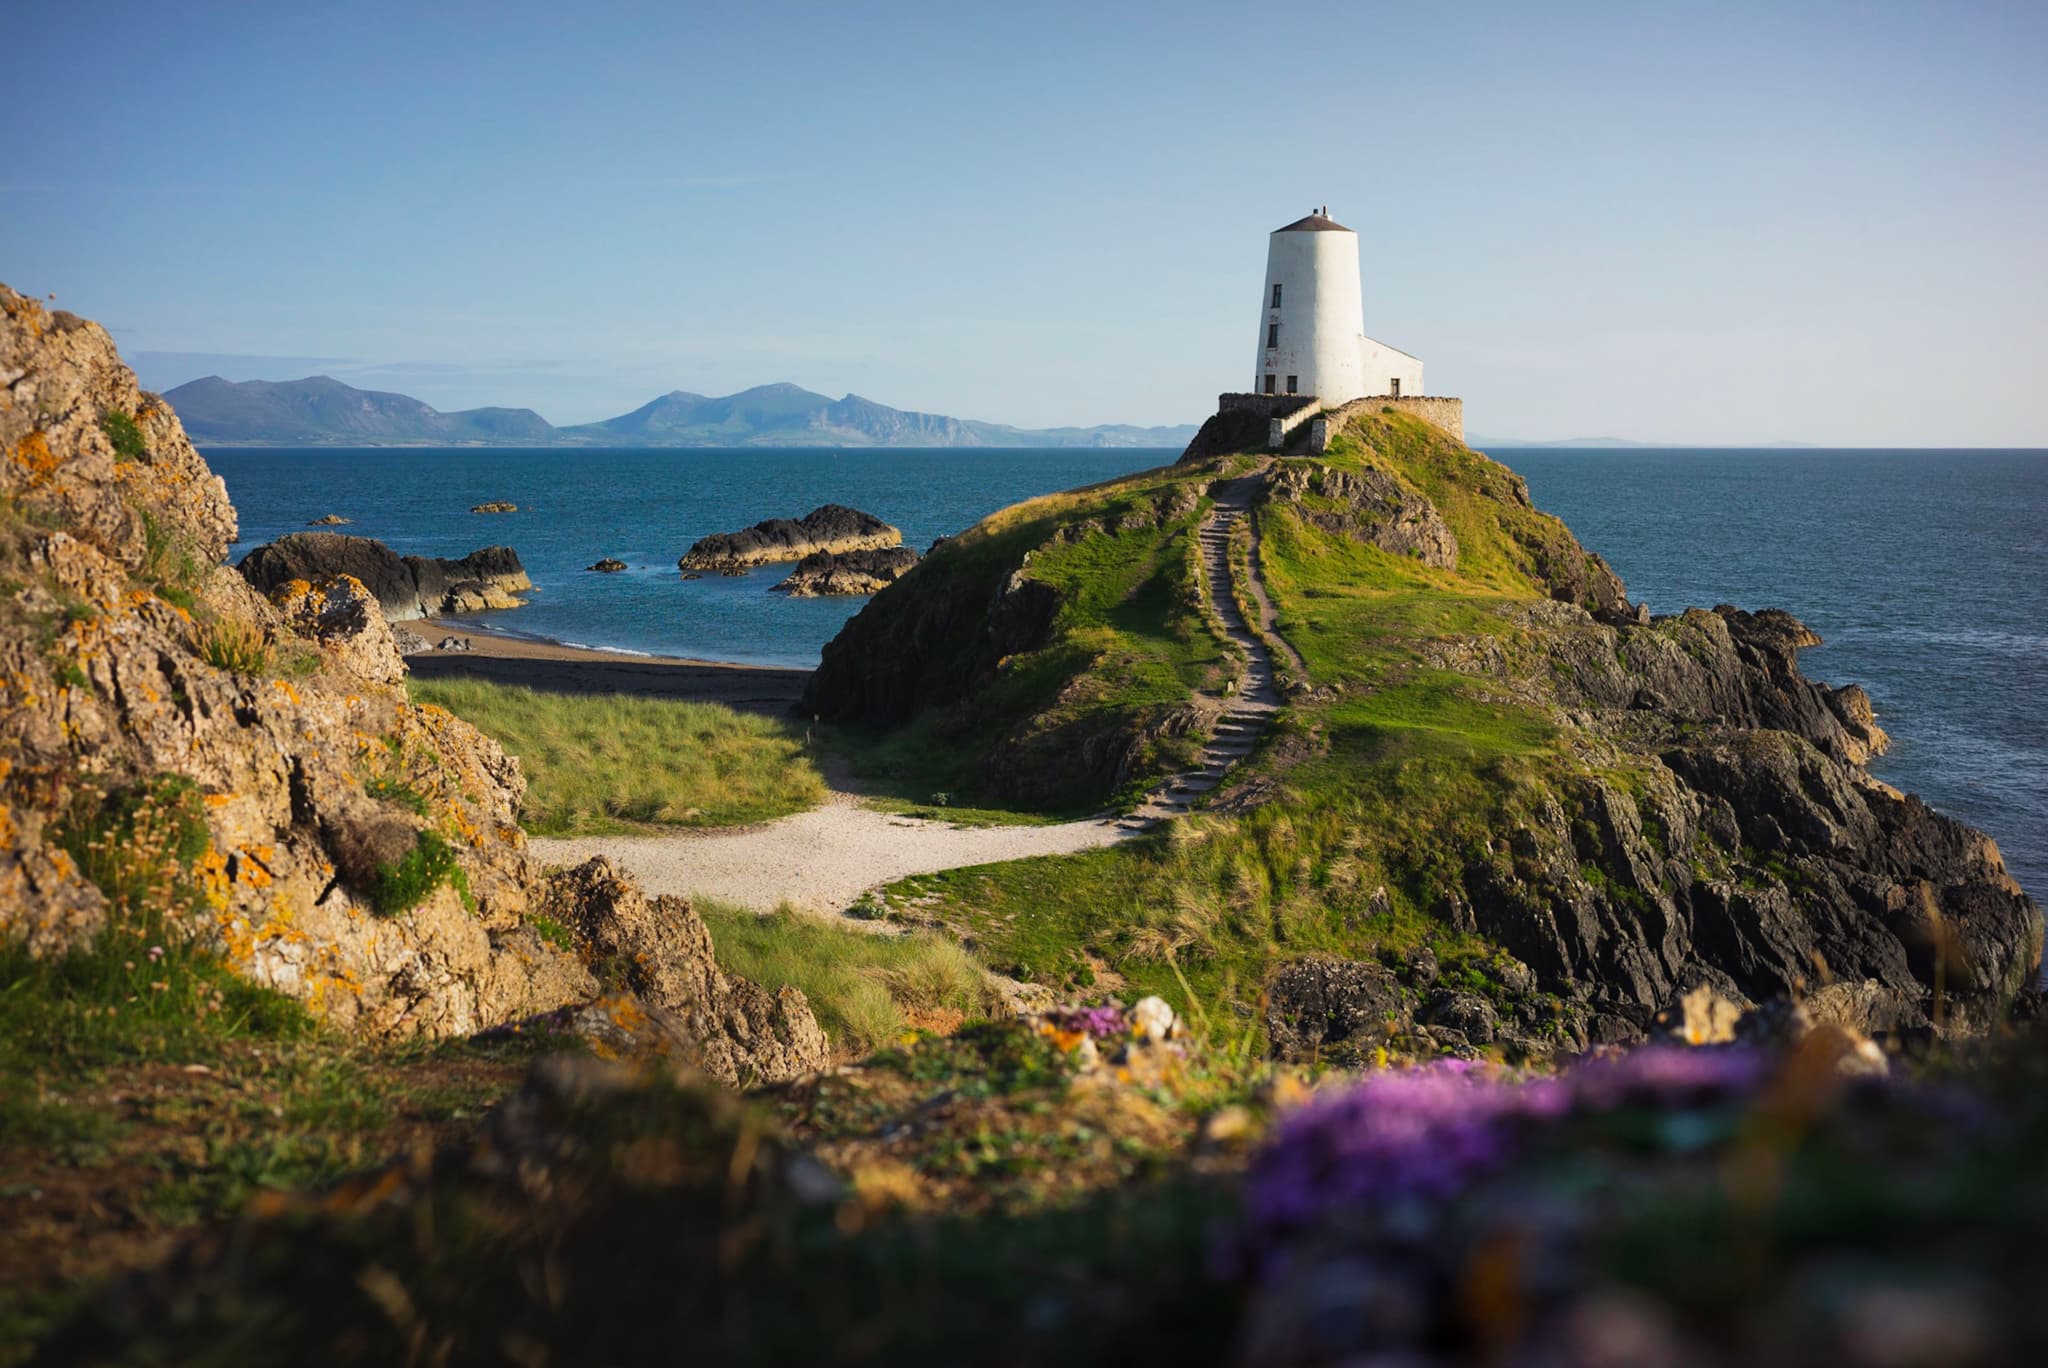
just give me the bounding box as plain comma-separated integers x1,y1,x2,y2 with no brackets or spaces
404,620,811,716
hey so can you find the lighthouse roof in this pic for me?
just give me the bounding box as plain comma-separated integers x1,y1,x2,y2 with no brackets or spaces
1274,211,1352,233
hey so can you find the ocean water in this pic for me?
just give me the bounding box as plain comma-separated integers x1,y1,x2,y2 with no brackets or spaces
206,445,2047,898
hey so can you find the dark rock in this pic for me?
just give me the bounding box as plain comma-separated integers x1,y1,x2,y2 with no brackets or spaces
588,558,627,573
772,546,919,597
307,513,350,525
470,501,517,513
679,504,899,572
1265,957,1410,1061
1422,989,1498,1045
237,532,532,622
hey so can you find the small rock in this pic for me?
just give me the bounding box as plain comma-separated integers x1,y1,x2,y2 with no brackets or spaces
306,513,351,525
471,501,518,514
1658,983,1745,1045
587,558,628,573
1423,989,1497,1045
436,636,473,652
1130,995,1178,1044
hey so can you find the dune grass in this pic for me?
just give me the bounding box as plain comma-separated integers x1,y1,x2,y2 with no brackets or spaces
407,678,825,835
694,900,1001,1055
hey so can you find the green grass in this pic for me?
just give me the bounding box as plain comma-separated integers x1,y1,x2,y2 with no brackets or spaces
98,408,146,462
408,677,826,834
366,830,471,916
694,900,1000,1054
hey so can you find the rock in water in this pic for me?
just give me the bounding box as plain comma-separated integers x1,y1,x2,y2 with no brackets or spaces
772,545,919,596
587,557,627,573
307,513,351,525
679,503,900,572
470,501,517,513
236,531,533,621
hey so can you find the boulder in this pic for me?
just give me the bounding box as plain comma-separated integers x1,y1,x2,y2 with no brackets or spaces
266,574,407,686
1265,957,1409,1061
587,557,628,573
237,532,531,621
772,545,919,596
536,859,830,1084
679,503,900,572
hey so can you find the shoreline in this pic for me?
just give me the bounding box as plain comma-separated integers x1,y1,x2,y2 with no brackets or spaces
404,620,813,715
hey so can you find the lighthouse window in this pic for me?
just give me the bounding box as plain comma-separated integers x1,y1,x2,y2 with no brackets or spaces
1271,283,1282,308
1262,374,1276,395
1286,375,1298,394
1266,323,1278,348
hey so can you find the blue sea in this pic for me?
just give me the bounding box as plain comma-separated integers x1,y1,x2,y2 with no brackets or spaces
207,446,2047,899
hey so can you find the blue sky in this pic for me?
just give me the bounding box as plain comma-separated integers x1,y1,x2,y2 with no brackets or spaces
8,0,2045,443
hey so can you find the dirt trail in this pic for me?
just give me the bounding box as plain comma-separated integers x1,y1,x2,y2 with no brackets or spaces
534,470,1305,913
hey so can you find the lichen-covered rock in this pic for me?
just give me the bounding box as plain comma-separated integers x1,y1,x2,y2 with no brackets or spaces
266,574,406,686
537,858,829,1084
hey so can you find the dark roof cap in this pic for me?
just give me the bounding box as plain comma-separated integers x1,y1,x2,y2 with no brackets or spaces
1275,211,1351,233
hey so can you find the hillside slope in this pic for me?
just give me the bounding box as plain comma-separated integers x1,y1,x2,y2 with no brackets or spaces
805,408,2042,1042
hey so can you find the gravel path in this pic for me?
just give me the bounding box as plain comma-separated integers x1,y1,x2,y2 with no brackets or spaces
529,794,1125,913
530,471,1302,913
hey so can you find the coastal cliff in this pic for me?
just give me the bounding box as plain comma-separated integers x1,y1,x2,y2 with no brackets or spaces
0,282,825,1073
805,412,2042,1040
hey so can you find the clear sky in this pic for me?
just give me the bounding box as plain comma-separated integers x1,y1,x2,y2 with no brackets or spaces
8,0,2045,444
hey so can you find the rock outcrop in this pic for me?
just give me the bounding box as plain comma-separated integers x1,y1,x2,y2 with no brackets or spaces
772,545,919,596
0,282,826,1074
470,501,517,514
236,532,532,621
679,504,899,572
587,557,627,573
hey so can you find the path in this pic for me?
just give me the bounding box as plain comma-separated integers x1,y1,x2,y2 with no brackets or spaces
533,471,1303,912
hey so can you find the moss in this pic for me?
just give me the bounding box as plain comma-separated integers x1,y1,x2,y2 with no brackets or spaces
98,408,146,462
528,912,573,950
366,831,469,917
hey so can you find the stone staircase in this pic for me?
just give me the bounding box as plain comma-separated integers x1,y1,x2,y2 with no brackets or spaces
1119,475,1289,829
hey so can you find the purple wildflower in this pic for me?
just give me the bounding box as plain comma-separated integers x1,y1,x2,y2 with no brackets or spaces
1045,1004,1130,1040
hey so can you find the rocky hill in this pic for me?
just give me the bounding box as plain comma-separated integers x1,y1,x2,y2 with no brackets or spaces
805,410,2042,1042
165,375,1201,448
0,283,824,1072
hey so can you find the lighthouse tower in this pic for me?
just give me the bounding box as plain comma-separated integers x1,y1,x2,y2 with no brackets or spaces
1253,207,1422,404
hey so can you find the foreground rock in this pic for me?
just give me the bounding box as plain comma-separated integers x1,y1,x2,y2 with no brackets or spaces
236,531,532,621
679,503,899,572
773,545,919,596
0,281,824,1068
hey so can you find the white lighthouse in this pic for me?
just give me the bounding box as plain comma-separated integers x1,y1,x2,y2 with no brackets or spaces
1253,207,1423,405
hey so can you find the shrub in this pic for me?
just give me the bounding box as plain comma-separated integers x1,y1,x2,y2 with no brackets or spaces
140,509,205,598
366,831,470,917
99,408,146,461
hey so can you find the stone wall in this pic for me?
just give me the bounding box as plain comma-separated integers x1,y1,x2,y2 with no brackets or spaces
1317,395,1464,444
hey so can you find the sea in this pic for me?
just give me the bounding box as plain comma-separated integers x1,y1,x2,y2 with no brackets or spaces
207,446,2047,899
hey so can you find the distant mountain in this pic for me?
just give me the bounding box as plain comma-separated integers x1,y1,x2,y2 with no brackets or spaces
165,376,1197,449
1470,434,1821,450
164,376,556,446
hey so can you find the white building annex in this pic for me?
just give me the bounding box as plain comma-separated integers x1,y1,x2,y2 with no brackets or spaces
1253,207,1423,406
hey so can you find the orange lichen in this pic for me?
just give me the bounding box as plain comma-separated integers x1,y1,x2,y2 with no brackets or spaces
10,430,59,484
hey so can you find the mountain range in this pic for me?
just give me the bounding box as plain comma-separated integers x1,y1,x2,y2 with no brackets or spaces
162,376,1199,449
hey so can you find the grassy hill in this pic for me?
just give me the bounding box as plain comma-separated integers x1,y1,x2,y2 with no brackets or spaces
807,409,2038,1044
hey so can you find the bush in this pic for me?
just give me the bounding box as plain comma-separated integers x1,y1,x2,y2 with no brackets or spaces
99,408,146,461
366,830,470,917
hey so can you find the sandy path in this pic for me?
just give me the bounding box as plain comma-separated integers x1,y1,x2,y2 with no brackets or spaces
529,794,1125,913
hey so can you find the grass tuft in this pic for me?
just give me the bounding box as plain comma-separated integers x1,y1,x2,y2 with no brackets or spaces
408,677,825,834
98,409,146,462
694,900,1000,1054
196,617,271,674
366,830,469,917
